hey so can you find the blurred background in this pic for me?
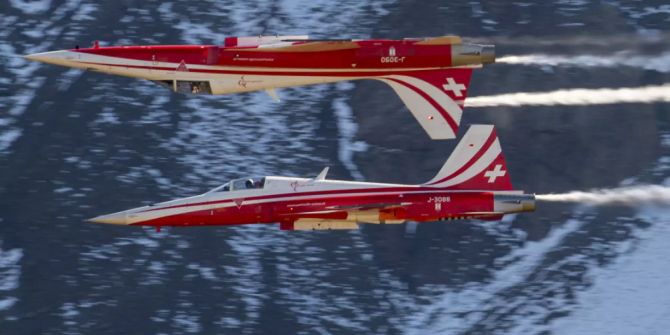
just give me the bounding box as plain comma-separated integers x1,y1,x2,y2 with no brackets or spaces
1,0,669,334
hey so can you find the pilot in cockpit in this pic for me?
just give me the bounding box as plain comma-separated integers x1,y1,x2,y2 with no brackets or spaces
244,179,264,189
208,177,264,194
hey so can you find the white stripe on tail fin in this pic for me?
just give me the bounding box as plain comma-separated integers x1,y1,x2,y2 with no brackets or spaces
377,68,473,139
424,125,513,190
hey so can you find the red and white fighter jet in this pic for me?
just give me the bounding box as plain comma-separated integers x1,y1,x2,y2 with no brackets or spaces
25,35,494,139
89,125,534,231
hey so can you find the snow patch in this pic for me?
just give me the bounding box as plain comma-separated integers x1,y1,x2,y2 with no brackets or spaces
0,129,22,153
0,244,23,311
549,204,670,335
404,218,585,334
173,312,202,333
8,0,52,15
0,297,18,311
332,82,369,180
187,263,218,281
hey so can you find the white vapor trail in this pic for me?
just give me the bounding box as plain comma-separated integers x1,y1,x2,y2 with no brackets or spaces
537,185,670,206
497,52,670,73
466,84,670,107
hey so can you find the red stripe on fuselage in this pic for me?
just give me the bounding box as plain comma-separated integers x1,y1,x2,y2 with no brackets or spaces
137,185,495,214
76,61,449,77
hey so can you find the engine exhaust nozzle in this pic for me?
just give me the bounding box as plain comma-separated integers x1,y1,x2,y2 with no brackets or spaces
451,43,496,66
481,44,495,64
494,193,536,213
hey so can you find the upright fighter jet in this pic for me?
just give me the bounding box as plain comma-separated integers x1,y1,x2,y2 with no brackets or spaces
25,35,494,139
89,125,534,231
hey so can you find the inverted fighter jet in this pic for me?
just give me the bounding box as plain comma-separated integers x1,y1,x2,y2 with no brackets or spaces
25,35,494,139
89,125,534,231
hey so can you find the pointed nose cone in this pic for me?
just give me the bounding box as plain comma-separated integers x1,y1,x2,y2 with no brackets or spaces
88,211,129,225
24,50,77,67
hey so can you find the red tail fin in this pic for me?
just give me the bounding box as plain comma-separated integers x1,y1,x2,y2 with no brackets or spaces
378,68,473,139
424,125,513,190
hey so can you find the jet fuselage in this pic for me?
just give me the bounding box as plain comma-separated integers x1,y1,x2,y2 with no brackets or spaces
89,125,535,231
90,176,534,231
25,36,494,139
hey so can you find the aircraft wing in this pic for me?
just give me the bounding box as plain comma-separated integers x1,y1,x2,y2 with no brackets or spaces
326,202,411,211
229,41,360,52
281,219,359,230
378,68,473,140
277,202,410,230
277,202,410,217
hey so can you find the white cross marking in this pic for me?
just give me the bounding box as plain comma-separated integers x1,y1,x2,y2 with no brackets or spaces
442,77,466,97
484,164,506,183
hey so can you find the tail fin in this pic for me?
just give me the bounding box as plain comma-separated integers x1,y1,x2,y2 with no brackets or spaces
378,68,473,139
424,125,513,190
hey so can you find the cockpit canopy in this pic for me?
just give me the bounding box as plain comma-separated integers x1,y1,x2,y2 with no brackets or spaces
207,177,265,193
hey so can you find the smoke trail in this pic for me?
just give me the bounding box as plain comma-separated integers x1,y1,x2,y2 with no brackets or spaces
497,52,670,73
466,33,670,49
537,185,670,206
466,84,670,107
